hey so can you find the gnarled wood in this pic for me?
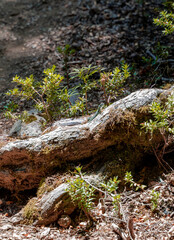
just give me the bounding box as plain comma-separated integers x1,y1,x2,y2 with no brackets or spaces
0,88,171,191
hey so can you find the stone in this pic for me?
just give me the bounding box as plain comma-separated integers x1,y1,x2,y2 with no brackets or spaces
40,228,50,239
58,215,71,228
8,120,22,137
20,120,43,138
33,183,75,226
8,109,46,139
69,88,80,105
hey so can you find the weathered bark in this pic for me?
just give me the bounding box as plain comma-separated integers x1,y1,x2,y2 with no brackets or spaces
11,174,101,226
10,183,72,226
0,88,172,191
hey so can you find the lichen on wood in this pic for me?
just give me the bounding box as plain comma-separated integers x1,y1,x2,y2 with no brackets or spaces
0,87,173,192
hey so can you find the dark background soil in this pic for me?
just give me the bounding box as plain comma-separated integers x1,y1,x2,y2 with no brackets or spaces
0,0,173,111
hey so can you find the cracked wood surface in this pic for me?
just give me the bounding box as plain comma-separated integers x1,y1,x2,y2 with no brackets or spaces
0,88,168,191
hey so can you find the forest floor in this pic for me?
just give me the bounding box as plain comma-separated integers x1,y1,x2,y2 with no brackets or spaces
0,0,174,239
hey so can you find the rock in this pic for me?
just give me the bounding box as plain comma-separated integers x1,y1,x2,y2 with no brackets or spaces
33,183,75,226
40,228,51,239
8,109,46,139
20,119,43,138
69,88,80,105
8,120,22,137
58,215,71,228
79,222,88,228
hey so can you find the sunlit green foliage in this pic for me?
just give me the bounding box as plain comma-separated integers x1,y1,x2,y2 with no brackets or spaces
71,65,102,113
141,93,174,135
67,167,95,219
154,8,174,35
99,63,130,105
150,190,160,212
124,172,146,191
6,62,130,122
141,93,174,171
6,65,65,121
67,167,146,220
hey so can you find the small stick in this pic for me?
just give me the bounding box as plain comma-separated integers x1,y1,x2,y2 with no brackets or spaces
161,77,174,82
160,59,174,63
146,50,157,61
67,61,83,65
146,50,174,64
128,217,136,240
112,223,127,240
85,38,96,46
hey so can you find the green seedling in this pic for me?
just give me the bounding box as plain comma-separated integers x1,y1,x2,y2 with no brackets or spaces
150,190,160,212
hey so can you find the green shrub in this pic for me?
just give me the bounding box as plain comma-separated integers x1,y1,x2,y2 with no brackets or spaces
150,190,160,212
124,171,146,191
141,93,174,171
99,63,130,105
154,6,174,35
6,65,65,121
71,65,102,113
101,176,121,212
67,168,146,220
6,63,129,122
67,167,95,220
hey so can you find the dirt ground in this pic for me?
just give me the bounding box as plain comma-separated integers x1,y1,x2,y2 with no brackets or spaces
0,0,173,106
0,0,76,95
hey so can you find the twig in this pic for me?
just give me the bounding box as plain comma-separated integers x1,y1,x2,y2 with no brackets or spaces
67,61,83,65
119,201,126,223
79,172,108,197
146,50,174,65
160,59,174,63
152,144,173,172
112,223,127,240
165,148,174,154
128,217,136,240
146,50,157,61
159,132,173,171
121,192,141,203
85,38,96,46
152,146,168,172
161,77,174,82
100,214,126,223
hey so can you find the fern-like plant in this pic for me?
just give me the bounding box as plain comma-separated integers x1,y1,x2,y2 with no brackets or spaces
154,6,174,35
